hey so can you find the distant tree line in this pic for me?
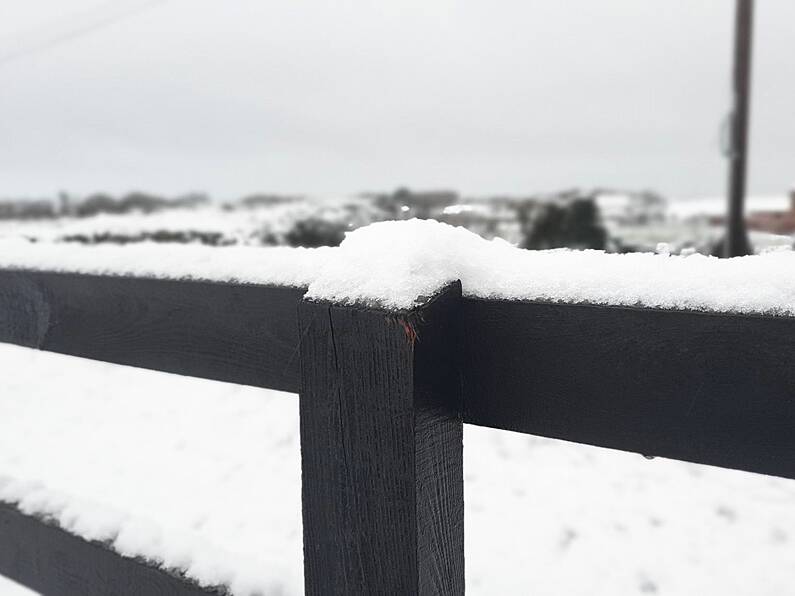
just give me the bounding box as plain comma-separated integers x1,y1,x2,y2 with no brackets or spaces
72,192,210,217
0,191,211,220
60,230,233,246
0,199,57,220
0,191,312,221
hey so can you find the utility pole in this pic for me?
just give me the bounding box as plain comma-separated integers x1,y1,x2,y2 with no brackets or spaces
723,0,754,257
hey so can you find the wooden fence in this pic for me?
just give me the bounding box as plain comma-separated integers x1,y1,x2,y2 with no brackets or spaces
1,269,794,595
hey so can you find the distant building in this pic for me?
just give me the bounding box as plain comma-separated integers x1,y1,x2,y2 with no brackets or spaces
706,189,795,235
744,190,795,234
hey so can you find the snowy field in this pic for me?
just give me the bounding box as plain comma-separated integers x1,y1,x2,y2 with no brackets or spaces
2,343,795,595
0,577,36,596
0,195,791,252
0,199,378,247
668,195,791,219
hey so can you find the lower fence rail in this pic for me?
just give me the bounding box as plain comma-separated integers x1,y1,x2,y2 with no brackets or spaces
0,503,221,596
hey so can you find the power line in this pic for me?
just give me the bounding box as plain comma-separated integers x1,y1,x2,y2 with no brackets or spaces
0,0,168,68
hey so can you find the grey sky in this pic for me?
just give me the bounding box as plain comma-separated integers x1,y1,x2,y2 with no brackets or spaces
0,0,793,200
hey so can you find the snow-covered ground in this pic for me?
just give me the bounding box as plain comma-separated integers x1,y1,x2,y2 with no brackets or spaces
0,198,379,247
1,343,795,595
0,577,37,596
668,195,791,219
0,343,304,595
0,205,270,244
604,218,792,255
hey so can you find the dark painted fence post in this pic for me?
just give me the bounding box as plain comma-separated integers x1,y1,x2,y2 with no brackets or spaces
298,282,464,595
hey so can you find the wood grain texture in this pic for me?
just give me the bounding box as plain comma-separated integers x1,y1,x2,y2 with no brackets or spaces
299,283,464,595
462,298,795,479
0,270,305,392
0,503,222,596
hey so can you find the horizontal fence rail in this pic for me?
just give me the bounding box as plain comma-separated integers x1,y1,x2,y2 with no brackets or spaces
1,269,795,594
461,299,795,480
0,270,305,392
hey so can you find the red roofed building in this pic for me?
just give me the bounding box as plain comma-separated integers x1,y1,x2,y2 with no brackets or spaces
745,189,795,235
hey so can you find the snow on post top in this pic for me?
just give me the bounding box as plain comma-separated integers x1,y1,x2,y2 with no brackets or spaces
306,219,795,315
304,219,484,310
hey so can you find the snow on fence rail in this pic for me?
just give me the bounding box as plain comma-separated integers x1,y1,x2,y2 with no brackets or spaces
3,219,795,314
1,220,795,595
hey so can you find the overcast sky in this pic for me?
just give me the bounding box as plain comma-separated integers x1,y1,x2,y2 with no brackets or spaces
1,0,793,200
